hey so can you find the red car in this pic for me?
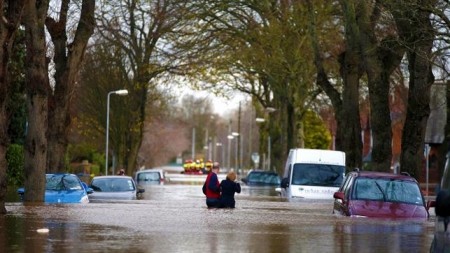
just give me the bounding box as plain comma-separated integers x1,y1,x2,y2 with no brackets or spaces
333,170,434,219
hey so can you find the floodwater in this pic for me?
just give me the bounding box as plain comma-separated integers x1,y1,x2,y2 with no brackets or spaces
0,180,437,253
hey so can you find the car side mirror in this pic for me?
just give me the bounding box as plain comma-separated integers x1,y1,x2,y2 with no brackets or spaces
86,187,94,194
280,178,289,188
333,192,344,200
241,178,247,183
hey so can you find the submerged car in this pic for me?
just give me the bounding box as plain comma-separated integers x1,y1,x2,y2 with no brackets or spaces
134,168,166,185
333,170,433,219
276,148,346,199
241,170,281,186
88,175,144,200
17,173,93,203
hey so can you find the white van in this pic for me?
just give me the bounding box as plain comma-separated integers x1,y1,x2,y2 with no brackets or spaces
276,148,346,199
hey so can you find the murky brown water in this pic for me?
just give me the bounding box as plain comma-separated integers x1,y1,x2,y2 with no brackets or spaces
1,182,436,253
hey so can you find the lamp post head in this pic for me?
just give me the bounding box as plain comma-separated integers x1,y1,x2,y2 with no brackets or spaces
114,89,128,95
232,132,239,136
255,118,265,123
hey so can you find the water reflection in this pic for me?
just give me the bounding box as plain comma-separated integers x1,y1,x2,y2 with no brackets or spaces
1,183,436,252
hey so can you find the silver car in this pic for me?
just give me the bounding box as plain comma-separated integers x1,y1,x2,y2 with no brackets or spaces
135,168,166,186
88,175,144,200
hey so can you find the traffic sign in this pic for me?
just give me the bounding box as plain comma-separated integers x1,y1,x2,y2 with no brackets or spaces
251,152,260,164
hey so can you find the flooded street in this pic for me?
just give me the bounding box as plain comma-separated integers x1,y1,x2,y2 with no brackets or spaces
1,180,437,253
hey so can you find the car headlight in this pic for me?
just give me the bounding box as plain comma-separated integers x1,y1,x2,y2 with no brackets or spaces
80,195,89,203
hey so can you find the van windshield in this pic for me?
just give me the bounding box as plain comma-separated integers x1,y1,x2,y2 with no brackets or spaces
291,164,344,187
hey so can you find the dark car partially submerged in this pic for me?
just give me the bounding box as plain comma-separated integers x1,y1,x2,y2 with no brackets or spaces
241,170,281,186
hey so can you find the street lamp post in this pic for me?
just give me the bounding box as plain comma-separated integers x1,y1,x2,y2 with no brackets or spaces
105,89,128,175
227,134,234,170
232,132,239,173
268,136,271,171
215,142,222,164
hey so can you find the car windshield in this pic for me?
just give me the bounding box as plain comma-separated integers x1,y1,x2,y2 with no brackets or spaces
137,172,160,183
90,178,135,192
291,164,344,187
247,172,280,184
352,178,423,205
46,175,82,190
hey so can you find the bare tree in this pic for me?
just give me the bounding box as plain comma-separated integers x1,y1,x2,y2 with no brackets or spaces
94,0,194,173
188,0,325,172
46,0,95,173
20,0,95,202
394,1,437,178
338,1,405,172
307,0,363,171
22,0,51,202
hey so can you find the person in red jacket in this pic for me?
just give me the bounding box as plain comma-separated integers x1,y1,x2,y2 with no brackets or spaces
202,162,221,208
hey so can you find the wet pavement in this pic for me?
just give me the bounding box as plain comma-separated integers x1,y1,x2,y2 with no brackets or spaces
1,181,437,253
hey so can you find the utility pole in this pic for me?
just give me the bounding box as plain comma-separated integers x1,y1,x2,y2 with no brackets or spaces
238,101,242,175
192,127,196,159
227,120,232,170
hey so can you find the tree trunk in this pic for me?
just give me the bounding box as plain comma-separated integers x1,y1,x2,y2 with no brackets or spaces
357,2,404,172
0,0,26,213
338,50,363,171
286,98,296,151
46,0,95,173
308,0,362,171
22,0,51,202
367,71,394,172
396,4,435,180
400,51,433,179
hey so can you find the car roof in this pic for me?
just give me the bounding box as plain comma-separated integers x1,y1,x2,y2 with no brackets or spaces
46,173,80,179
46,173,76,176
136,168,164,173
249,170,279,175
350,171,417,182
92,175,134,180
